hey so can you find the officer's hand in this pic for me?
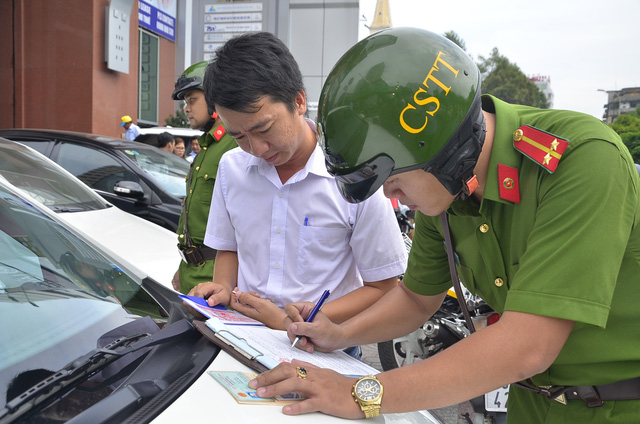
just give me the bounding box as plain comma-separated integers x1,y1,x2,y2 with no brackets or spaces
249,361,362,418
284,302,345,353
231,289,287,329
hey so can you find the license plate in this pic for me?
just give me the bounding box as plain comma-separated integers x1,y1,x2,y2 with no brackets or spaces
485,385,509,412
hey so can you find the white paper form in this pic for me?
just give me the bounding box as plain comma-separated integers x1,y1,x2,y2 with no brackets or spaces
228,325,379,377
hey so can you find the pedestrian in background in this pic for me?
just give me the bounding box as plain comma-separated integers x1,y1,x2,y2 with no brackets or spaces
120,115,140,141
173,137,186,159
186,138,200,163
156,132,175,153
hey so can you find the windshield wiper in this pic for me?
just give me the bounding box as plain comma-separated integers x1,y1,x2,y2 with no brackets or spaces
0,319,194,424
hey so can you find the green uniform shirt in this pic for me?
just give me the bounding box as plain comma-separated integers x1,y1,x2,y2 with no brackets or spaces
404,95,640,422
177,123,236,293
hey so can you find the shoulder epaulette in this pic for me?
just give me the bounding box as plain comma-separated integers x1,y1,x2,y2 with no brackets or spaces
513,125,569,173
213,124,226,141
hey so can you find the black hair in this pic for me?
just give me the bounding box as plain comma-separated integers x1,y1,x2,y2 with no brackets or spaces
156,132,174,149
204,32,305,114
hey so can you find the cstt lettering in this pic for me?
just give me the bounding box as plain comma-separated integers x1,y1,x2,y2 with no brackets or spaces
399,52,459,134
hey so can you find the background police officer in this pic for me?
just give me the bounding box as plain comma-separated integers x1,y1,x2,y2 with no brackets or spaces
170,62,236,294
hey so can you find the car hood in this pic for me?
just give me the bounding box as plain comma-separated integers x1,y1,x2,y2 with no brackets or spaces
54,206,180,290
151,350,443,424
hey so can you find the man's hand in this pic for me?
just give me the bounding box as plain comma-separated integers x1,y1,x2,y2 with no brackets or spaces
171,269,180,291
231,290,287,330
185,282,232,320
284,302,345,353
249,361,364,418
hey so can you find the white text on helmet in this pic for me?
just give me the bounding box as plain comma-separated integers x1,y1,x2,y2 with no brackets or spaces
399,52,459,134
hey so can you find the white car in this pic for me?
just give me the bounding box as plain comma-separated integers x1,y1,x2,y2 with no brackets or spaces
0,138,180,290
0,179,442,423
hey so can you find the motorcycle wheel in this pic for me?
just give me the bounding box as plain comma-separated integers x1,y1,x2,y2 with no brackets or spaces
377,327,426,371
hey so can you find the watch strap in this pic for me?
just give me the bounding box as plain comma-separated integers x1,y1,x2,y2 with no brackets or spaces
361,403,381,418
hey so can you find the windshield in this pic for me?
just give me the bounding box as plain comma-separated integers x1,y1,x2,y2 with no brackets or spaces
119,147,189,197
0,141,106,212
0,185,165,414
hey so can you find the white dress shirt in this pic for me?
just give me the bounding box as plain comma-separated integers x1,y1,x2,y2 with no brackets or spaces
204,143,407,307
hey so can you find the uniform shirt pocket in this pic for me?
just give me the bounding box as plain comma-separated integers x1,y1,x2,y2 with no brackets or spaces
194,173,215,205
297,225,350,284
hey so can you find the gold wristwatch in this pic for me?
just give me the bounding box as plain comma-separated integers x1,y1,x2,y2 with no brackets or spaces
352,375,383,418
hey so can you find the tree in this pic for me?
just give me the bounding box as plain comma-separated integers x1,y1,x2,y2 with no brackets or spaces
477,48,549,108
609,109,640,163
443,30,466,52
164,109,190,127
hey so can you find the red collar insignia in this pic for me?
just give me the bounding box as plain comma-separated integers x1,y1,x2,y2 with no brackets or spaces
213,124,226,141
498,164,520,203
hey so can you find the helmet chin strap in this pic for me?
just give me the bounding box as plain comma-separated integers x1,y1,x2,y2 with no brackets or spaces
427,100,486,200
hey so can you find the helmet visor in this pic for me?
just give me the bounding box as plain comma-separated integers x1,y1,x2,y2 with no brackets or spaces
328,154,396,203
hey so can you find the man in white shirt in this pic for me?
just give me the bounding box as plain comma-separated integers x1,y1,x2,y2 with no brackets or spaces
120,115,141,141
188,32,407,331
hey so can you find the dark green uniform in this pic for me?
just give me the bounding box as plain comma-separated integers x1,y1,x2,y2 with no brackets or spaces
177,123,236,293
404,95,640,423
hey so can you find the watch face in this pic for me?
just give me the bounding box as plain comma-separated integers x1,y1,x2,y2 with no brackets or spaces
355,378,381,401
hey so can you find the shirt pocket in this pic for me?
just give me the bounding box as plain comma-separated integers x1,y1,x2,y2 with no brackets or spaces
194,173,215,205
297,226,350,284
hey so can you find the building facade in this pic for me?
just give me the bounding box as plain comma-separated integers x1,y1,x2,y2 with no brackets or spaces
601,87,640,123
0,0,177,138
0,0,359,138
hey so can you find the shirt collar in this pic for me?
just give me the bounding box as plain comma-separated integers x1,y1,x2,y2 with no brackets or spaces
479,95,524,206
245,119,332,180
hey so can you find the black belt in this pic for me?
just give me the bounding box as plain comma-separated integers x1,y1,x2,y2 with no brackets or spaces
178,244,217,266
515,376,640,408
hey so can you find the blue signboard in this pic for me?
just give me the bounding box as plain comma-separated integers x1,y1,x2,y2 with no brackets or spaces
138,0,176,42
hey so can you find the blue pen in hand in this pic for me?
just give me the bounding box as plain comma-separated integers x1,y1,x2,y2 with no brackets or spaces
291,289,330,348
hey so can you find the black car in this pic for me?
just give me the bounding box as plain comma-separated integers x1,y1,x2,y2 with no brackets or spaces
0,129,189,231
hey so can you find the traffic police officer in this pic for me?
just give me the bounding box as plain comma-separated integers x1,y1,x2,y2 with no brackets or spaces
250,28,640,423
171,62,236,294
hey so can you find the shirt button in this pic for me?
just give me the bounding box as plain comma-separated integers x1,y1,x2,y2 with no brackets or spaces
494,277,504,287
276,227,282,234
479,223,490,233
278,192,284,198
274,263,280,269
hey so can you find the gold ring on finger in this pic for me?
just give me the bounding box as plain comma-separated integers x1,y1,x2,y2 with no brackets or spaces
296,366,307,379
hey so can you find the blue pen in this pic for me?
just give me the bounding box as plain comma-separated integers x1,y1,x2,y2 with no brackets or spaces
304,216,309,226
291,289,330,348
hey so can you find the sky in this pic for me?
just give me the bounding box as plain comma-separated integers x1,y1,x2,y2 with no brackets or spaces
358,0,640,120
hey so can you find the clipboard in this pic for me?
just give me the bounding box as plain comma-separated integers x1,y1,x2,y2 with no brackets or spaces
194,320,269,373
195,317,380,377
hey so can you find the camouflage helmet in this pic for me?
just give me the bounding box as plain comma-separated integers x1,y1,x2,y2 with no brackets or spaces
172,61,208,100
317,27,485,203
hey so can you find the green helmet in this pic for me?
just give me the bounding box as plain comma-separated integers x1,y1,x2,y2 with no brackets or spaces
317,27,485,203
172,61,208,100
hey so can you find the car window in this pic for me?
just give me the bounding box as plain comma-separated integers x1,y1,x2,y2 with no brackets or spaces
56,143,139,193
17,140,49,156
118,147,189,198
0,142,106,212
0,185,165,411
